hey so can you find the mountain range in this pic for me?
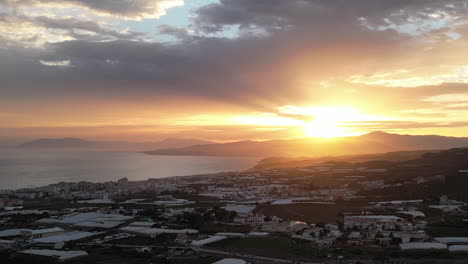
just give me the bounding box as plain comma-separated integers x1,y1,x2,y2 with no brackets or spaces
145,131,468,157
12,132,468,156
17,138,213,151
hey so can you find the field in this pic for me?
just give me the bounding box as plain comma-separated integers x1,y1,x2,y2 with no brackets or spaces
209,237,328,260
255,201,366,223
426,216,468,237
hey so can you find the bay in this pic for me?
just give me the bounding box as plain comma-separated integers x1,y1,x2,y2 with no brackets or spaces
0,150,259,190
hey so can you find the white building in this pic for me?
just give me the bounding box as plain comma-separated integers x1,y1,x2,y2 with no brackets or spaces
399,242,447,251
191,236,227,246
20,249,88,261
212,258,247,264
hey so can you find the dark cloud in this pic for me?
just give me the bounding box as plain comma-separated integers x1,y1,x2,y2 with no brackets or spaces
0,1,410,107
192,0,466,34
157,24,194,40
2,0,468,138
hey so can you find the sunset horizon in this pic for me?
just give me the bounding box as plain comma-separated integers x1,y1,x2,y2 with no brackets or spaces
2,2,468,263
2,1,468,145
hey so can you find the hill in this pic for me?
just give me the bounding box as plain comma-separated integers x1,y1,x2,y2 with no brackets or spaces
145,132,468,157
251,149,440,170
19,138,96,148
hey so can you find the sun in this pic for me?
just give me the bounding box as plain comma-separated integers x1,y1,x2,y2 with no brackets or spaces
303,118,348,138
286,106,367,138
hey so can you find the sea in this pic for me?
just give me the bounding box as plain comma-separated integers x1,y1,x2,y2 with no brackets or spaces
0,150,260,190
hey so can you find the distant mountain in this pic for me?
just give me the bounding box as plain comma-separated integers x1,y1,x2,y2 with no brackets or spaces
145,132,468,157
19,138,96,148
360,131,468,150
146,138,213,150
18,138,213,151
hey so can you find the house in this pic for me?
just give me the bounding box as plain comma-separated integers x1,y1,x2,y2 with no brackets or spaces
221,205,255,218
415,221,427,229
411,230,426,241
15,191,45,199
329,230,343,238
261,220,308,234
233,214,267,224
344,215,403,230
348,231,361,240
439,195,464,206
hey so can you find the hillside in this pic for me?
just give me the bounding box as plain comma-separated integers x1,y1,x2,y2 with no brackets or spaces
251,149,440,170
145,131,468,157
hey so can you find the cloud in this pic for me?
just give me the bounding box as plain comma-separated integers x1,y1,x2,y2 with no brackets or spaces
157,24,194,40
39,59,70,66
348,66,468,87
0,0,184,20
2,0,468,140
1,0,465,106
192,0,468,35
34,16,145,40
0,12,146,47
342,120,468,130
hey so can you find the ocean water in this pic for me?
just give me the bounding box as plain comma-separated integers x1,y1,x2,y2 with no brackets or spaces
0,150,259,190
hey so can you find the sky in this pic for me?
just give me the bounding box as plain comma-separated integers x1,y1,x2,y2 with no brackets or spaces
1,0,468,144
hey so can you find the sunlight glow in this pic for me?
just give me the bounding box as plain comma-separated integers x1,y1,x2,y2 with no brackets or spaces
232,114,303,126
173,106,389,139
303,118,349,138
279,106,380,138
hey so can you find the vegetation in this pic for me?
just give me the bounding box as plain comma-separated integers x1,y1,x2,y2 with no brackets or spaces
209,237,329,259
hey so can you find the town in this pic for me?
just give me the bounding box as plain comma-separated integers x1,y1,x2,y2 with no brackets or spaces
1,148,468,263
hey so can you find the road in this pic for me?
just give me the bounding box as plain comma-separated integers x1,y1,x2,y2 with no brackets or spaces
78,242,317,263
191,246,296,263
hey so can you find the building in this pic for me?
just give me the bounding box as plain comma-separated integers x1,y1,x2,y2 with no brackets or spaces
19,249,88,261
399,242,447,251
212,258,247,264
191,236,227,246
261,220,308,234
21,227,64,239
344,215,403,230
